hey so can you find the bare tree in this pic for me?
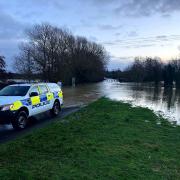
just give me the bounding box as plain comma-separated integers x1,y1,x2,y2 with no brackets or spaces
0,56,6,71
0,55,6,81
14,23,108,84
14,44,35,81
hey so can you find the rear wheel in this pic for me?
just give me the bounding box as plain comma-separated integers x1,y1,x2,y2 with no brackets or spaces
12,111,28,130
51,101,61,116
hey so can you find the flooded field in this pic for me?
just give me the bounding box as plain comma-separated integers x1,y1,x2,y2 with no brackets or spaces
64,79,180,124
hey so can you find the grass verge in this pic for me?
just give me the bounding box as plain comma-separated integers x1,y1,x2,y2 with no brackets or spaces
0,98,180,179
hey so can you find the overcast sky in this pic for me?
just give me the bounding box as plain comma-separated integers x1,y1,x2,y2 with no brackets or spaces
1,0,180,71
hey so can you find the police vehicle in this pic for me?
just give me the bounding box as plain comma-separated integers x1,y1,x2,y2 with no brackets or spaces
0,83,63,130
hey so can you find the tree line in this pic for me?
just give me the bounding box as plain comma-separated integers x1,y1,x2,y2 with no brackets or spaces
14,23,108,85
0,56,7,81
106,57,180,87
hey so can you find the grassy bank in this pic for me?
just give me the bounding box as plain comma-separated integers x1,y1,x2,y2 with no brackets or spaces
0,98,180,179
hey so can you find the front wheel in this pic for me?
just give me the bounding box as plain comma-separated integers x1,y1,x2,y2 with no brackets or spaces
51,101,61,117
12,111,28,130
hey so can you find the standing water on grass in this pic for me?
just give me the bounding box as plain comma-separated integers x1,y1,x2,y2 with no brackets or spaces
63,79,180,124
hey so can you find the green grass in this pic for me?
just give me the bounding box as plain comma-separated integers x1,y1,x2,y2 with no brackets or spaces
0,98,180,179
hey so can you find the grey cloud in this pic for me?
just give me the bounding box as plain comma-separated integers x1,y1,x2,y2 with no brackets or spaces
89,36,98,41
102,34,180,48
126,44,156,48
114,0,180,17
13,0,64,8
98,24,123,31
89,0,180,17
0,11,27,69
10,0,65,21
86,0,117,7
156,35,167,39
115,32,121,36
0,11,25,40
0,39,19,70
127,31,138,37
108,55,134,70
155,36,168,42
80,20,94,28
110,55,134,60
178,46,180,51
103,41,117,46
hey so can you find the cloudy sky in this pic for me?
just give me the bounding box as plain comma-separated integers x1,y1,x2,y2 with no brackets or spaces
1,0,180,71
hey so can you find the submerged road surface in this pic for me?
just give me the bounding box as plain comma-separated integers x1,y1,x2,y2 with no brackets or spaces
0,106,80,143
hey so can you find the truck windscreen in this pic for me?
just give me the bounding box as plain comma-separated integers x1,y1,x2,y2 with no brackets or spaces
0,86,30,96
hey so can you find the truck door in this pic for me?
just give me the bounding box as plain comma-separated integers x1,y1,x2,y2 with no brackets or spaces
29,85,41,116
39,85,52,111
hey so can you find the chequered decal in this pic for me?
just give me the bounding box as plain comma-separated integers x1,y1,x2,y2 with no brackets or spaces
21,98,31,106
40,94,47,102
10,91,62,111
53,92,59,98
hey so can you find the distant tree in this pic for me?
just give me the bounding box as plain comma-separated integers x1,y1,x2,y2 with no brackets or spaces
127,57,145,82
106,56,163,84
106,69,122,80
72,36,108,83
14,44,35,82
170,59,180,87
163,63,174,87
0,56,6,71
143,57,162,84
0,55,7,81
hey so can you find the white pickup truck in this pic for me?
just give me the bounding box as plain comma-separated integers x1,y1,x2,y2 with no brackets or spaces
0,83,63,130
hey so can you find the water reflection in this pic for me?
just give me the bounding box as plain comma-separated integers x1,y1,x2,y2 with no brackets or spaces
63,79,180,124
104,80,180,124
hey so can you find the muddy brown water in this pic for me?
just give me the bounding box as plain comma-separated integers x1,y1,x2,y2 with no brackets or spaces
64,79,180,125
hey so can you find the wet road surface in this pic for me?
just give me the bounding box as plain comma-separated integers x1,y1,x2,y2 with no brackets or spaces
0,106,80,143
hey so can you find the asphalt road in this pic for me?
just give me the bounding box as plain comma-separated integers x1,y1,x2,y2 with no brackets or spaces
0,106,80,144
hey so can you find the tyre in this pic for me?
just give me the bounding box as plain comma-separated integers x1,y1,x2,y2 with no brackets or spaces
51,101,61,116
12,111,28,130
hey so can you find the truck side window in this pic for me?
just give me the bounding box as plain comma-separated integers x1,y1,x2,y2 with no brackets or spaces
48,84,60,92
30,86,39,95
39,85,48,94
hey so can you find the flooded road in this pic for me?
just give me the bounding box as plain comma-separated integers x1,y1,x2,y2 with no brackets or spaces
64,79,180,124
0,79,180,140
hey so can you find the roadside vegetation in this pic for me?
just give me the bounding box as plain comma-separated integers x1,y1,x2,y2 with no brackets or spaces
106,56,180,87
0,98,180,179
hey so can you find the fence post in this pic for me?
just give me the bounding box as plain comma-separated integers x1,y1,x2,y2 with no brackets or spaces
72,77,75,87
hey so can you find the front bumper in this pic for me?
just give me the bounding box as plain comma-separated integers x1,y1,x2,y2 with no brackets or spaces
0,110,16,124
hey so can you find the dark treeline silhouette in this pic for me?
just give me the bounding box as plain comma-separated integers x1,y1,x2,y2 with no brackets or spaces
0,56,13,88
106,57,180,87
0,55,7,81
14,23,108,85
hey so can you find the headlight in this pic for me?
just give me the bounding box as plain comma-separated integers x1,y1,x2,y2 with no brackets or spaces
1,104,13,111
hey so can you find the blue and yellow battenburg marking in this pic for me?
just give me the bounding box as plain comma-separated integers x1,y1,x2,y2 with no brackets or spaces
21,98,31,106
47,92,54,101
10,91,62,111
32,94,49,109
10,101,23,111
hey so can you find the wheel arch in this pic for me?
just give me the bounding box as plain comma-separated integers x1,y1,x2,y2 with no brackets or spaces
54,99,61,106
17,106,29,117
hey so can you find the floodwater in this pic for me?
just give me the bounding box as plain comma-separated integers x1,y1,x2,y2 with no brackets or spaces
64,79,180,125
